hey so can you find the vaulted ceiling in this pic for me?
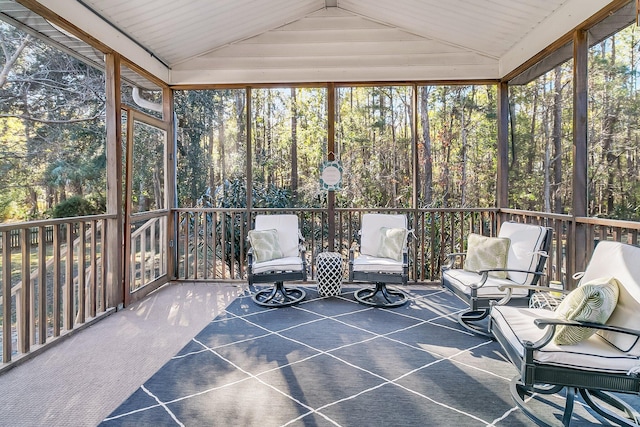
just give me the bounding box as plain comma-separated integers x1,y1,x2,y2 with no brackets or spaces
2,0,635,86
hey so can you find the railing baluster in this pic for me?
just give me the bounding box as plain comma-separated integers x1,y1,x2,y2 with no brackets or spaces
212,212,218,278
2,231,12,363
221,212,227,279
229,212,236,279
65,223,74,331
193,213,200,280
428,212,435,280
77,222,86,324
38,227,46,344
100,220,107,313
53,224,61,337
183,213,190,279
239,213,245,280
90,221,97,318
19,228,30,353
203,213,210,280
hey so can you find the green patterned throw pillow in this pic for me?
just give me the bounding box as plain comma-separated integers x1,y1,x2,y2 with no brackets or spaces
248,229,284,263
376,227,408,261
553,277,620,345
463,233,510,279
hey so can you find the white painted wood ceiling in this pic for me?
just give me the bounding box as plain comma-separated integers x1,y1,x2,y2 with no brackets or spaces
10,0,628,84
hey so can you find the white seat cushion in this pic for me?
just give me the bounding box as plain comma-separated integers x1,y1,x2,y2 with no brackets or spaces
498,222,547,285
359,214,407,257
251,256,304,274
254,215,300,258
491,305,640,374
352,254,404,273
580,241,640,356
443,269,529,298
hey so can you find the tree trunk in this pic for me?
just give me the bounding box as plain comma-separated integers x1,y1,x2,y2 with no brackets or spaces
602,38,619,215
552,66,563,213
420,87,433,206
290,88,298,200
153,165,162,209
218,116,226,188
460,93,467,207
235,91,245,153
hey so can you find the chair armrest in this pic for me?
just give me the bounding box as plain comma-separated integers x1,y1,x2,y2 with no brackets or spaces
534,318,640,338
247,248,254,275
497,284,571,296
467,270,541,304
479,268,544,276
522,318,640,351
442,252,466,270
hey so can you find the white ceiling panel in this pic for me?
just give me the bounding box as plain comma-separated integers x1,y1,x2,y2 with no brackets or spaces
5,0,631,84
173,8,497,83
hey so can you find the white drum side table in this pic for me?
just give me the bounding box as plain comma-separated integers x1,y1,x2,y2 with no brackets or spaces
529,291,565,310
316,252,343,297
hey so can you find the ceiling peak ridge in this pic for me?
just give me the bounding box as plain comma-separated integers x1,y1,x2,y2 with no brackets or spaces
334,6,500,61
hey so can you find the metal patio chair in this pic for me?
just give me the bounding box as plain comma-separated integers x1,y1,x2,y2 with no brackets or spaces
349,213,409,307
441,221,552,336
489,240,640,426
248,214,307,307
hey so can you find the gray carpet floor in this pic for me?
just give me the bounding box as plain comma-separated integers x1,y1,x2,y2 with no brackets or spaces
99,286,640,426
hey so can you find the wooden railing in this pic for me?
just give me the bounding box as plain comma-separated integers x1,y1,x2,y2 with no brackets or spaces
2,207,638,371
502,209,640,287
174,208,501,282
129,214,167,294
174,207,640,287
0,215,114,366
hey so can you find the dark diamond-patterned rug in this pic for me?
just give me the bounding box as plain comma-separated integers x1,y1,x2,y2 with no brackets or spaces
100,285,638,426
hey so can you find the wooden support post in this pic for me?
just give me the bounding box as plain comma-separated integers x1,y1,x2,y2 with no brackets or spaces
497,81,509,225
105,53,123,308
163,87,176,279
246,87,253,217
328,83,336,252
572,29,589,285
412,83,419,281
123,109,133,306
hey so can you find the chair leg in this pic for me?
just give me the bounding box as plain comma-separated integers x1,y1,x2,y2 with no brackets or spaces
457,309,493,338
562,387,577,426
354,282,408,308
579,389,640,426
252,282,306,307
510,375,640,427
510,376,563,426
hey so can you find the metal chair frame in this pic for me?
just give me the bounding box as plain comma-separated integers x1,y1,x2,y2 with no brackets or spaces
247,215,307,307
441,223,553,336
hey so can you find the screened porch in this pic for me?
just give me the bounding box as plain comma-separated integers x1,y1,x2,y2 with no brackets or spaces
1,1,640,424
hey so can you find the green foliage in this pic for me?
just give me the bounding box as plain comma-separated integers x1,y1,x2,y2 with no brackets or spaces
0,21,107,222
4,17,640,226
187,178,294,273
51,195,103,218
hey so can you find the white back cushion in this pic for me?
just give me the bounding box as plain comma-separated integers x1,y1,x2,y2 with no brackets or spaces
498,222,547,285
254,215,300,258
581,241,640,355
360,214,407,257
